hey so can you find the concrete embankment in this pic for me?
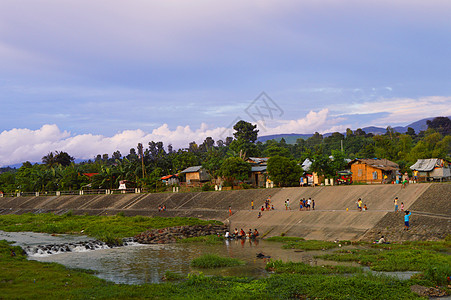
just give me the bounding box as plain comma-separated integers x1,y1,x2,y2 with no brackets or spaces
227,183,450,241
1,183,449,241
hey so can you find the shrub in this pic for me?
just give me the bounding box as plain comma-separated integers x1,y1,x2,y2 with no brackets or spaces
201,183,214,192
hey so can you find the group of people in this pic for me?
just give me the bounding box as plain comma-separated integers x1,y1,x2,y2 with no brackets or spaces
356,198,368,211
158,204,167,212
225,228,259,239
299,198,314,211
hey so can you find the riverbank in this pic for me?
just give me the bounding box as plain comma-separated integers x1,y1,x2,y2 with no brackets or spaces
1,236,449,299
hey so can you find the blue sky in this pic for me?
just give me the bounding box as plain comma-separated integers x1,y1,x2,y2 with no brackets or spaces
1,1,451,166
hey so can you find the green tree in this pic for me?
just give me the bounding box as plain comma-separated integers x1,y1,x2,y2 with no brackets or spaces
202,148,225,179
229,120,260,157
219,157,251,186
267,156,302,187
427,116,451,136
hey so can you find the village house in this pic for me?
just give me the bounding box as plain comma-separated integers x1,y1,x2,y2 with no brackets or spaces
348,158,399,184
245,157,269,187
410,158,451,182
180,166,211,186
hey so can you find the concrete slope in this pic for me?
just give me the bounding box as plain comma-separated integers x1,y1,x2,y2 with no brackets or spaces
262,183,430,212
228,183,434,241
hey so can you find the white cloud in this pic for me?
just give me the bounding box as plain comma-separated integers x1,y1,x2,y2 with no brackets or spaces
259,109,343,135
0,109,339,166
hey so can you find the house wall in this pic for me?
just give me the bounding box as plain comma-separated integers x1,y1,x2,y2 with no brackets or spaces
350,163,383,183
186,172,200,182
249,172,266,187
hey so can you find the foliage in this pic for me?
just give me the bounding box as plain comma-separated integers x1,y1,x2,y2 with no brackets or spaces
190,254,244,268
219,157,251,185
1,119,451,194
267,155,302,186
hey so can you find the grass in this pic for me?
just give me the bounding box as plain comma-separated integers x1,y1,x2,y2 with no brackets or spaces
190,254,244,268
0,213,221,244
0,240,440,299
265,236,353,250
266,260,363,275
177,235,224,244
316,240,451,287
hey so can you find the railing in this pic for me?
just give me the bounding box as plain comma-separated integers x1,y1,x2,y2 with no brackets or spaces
0,188,141,197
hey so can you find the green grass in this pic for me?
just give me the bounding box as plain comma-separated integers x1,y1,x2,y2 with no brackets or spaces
266,260,363,275
316,240,451,287
0,213,221,244
190,254,245,268
177,235,224,244
265,236,352,250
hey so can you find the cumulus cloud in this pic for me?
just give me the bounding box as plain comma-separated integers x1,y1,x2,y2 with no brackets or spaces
259,109,345,135
0,108,339,166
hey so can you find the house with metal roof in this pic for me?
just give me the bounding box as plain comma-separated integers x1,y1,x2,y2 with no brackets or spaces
410,158,450,181
180,166,211,186
246,157,269,187
348,158,399,184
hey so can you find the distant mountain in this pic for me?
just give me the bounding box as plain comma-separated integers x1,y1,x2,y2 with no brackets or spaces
257,133,313,144
257,116,450,144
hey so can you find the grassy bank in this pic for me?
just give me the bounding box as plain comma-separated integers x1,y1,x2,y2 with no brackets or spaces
0,240,423,299
0,213,221,244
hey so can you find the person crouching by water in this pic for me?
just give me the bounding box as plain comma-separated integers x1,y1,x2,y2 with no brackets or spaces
253,229,259,238
239,228,246,238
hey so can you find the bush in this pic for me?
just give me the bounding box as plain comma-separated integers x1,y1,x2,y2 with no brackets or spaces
201,183,214,191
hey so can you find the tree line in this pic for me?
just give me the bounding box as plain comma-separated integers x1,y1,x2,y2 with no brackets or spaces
0,117,450,193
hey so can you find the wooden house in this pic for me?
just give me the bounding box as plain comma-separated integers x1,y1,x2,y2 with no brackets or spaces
246,157,269,187
180,166,211,186
348,158,399,184
410,158,451,181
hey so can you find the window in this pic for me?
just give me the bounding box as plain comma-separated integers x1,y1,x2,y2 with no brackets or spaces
372,171,378,179
358,169,363,177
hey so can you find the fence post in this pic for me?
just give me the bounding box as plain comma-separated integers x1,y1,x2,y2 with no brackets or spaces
17,193,21,197
35,192,39,197
56,191,61,196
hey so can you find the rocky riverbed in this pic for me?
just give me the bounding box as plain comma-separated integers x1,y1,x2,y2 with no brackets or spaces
134,224,229,244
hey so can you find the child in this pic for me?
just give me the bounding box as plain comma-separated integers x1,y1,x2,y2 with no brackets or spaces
400,202,404,211
404,210,412,230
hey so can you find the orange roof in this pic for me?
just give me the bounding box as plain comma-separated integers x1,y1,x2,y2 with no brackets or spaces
82,173,99,177
161,174,178,180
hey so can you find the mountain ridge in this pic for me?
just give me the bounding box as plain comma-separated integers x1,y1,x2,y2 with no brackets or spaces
257,116,449,144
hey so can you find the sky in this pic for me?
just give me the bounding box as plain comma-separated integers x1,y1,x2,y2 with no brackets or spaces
1,0,451,167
